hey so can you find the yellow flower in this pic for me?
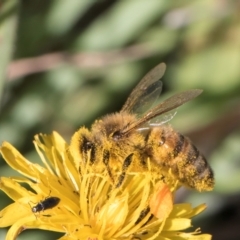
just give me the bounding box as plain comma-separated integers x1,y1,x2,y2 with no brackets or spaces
0,131,212,240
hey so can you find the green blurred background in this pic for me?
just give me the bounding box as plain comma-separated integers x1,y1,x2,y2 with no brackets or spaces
0,0,240,239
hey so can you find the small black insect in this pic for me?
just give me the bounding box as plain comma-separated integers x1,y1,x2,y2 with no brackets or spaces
31,196,60,213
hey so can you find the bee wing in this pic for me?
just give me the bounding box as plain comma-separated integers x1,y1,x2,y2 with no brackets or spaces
121,63,166,115
148,110,177,126
122,89,203,134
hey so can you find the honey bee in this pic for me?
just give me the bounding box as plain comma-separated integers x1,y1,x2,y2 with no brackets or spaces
70,63,214,191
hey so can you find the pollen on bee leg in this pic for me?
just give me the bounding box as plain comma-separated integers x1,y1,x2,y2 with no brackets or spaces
149,182,173,221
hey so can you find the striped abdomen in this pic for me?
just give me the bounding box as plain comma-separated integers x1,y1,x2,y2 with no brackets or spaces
146,126,214,191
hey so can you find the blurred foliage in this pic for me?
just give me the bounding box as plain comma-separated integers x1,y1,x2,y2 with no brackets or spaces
0,0,240,239
0,0,18,101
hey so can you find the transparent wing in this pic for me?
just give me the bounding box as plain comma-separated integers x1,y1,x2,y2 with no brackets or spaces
122,89,203,135
148,110,177,127
136,110,177,132
121,63,166,115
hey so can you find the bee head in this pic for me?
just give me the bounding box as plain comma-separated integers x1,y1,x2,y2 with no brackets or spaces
91,112,137,141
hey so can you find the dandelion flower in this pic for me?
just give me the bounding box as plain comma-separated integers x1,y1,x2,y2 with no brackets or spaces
0,131,212,240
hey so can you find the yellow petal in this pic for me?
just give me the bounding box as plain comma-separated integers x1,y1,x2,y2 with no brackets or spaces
94,194,129,236
162,230,212,240
184,204,207,219
34,132,69,176
169,204,193,218
5,217,28,240
42,131,67,151
59,226,101,240
0,202,29,227
62,151,80,192
0,177,31,201
179,233,212,240
0,142,46,181
164,218,192,231
5,215,67,240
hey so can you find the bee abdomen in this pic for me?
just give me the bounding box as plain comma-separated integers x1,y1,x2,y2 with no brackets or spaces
176,138,214,191
148,127,214,191
172,133,185,158
190,149,214,189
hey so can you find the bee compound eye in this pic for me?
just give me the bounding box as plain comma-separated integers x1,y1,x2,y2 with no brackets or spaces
112,130,122,141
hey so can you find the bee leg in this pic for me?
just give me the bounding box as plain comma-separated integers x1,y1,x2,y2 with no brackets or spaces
102,149,114,182
115,153,133,188
135,206,153,226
